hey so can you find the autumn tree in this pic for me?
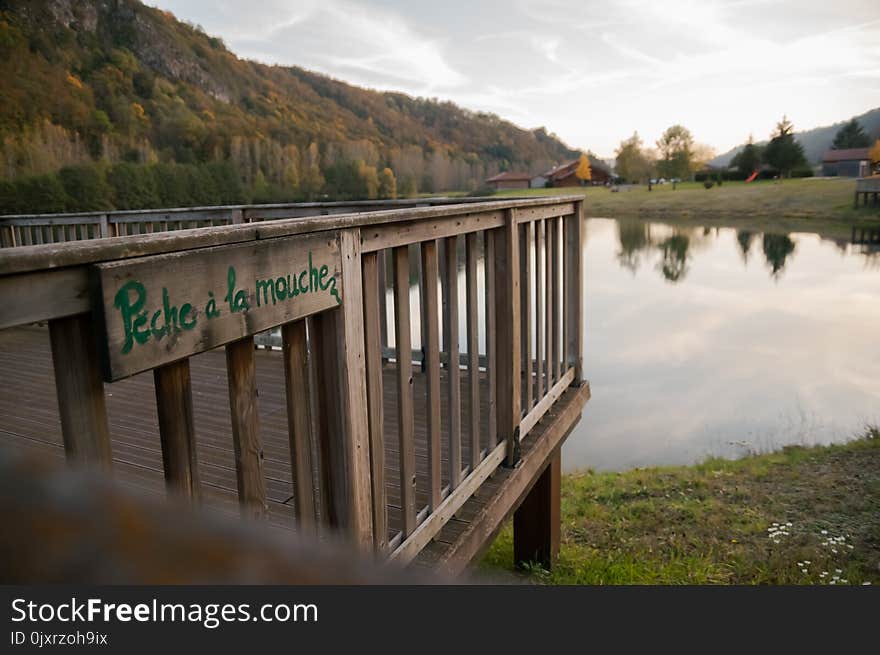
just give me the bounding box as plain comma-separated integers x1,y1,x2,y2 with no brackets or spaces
575,153,592,184
614,132,653,183
870,140,880,173
763,116,806,178
656,125,694,179
831,119,870,150
378,167,397,199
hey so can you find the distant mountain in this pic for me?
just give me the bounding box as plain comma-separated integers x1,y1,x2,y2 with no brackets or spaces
710,107,880,168
0,0,579,202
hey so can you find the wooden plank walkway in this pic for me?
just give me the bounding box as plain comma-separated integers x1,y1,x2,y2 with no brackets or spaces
0,325,491,543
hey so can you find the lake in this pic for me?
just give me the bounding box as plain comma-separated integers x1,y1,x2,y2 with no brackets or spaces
566,218,880,472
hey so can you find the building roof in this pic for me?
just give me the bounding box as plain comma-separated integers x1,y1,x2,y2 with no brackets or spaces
822,147,870,163
541,156,612,180
485,171,532,183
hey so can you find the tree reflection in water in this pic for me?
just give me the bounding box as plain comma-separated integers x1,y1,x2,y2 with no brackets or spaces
616,219,652,273
736,230,754,264
657,233,691,282
762,233,796,279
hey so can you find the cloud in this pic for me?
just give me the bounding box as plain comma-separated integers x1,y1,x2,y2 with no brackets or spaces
149,0,880,156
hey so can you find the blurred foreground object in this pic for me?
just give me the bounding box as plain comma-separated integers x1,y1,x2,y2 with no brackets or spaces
0,447,433,584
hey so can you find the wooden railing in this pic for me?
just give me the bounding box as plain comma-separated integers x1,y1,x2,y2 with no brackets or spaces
0,198,512,247
0,196,584,563
854,176,880,208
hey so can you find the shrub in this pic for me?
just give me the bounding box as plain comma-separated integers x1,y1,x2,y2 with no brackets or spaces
703,180,715,189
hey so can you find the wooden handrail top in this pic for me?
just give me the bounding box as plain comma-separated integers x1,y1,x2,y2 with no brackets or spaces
0,195,581,276
0,195,527,222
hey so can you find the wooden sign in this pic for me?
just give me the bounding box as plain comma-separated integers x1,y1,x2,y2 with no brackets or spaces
92,232,342,381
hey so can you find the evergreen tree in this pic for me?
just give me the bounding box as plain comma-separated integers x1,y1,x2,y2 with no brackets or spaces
831,119,870,150
731,135,762,174
763,116,806,178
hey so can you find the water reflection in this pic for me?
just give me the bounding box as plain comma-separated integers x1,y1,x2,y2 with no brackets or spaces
613,219,816,282
736,230,755,264
657,234,690,282
570,218,880,472
762,233,796,279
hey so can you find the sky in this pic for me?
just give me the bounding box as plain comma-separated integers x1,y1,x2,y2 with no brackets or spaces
147,0,880,158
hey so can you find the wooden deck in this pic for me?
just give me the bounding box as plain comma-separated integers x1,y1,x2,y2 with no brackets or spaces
0,196,588,578
0,324,587,570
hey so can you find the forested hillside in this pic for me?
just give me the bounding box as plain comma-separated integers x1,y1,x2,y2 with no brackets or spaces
0,0,578,213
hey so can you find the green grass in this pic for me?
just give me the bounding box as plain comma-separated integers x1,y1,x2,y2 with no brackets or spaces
479,427,880,585
489,178,880,240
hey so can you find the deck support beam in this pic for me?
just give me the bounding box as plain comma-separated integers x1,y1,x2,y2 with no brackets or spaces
513,447,561,570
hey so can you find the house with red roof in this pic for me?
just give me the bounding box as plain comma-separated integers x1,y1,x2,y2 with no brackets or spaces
484,171,533,190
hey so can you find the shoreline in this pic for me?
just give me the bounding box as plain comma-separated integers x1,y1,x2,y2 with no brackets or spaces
480,428,879,584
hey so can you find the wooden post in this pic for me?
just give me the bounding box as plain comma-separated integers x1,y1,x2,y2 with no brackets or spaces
563,201,585,382
231,208,244,225
98,214,109,239
49,314,112,468
312,229,373,549
225,337,267,520
361,253,387,550
513,447,561,569
154,358,200,500
281,320,316,534
494,209,521,466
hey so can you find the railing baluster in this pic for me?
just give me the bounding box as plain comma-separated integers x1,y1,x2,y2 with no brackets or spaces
520,222,533,412
225,336,268,519
484,230,497,450
154,358,200,500
420,240,442,511
544,218,553,390
361,252,387,549
495,209,521,466
392,245,417,536
377,250,388,362
282,319,317,534
535,220,544,402
551,216,561,382
49,314,112,467
442,235,462,487
465,232,480,468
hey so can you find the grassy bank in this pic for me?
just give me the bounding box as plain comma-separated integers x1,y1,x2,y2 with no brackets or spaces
480,428,880,584
494,178,880,240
